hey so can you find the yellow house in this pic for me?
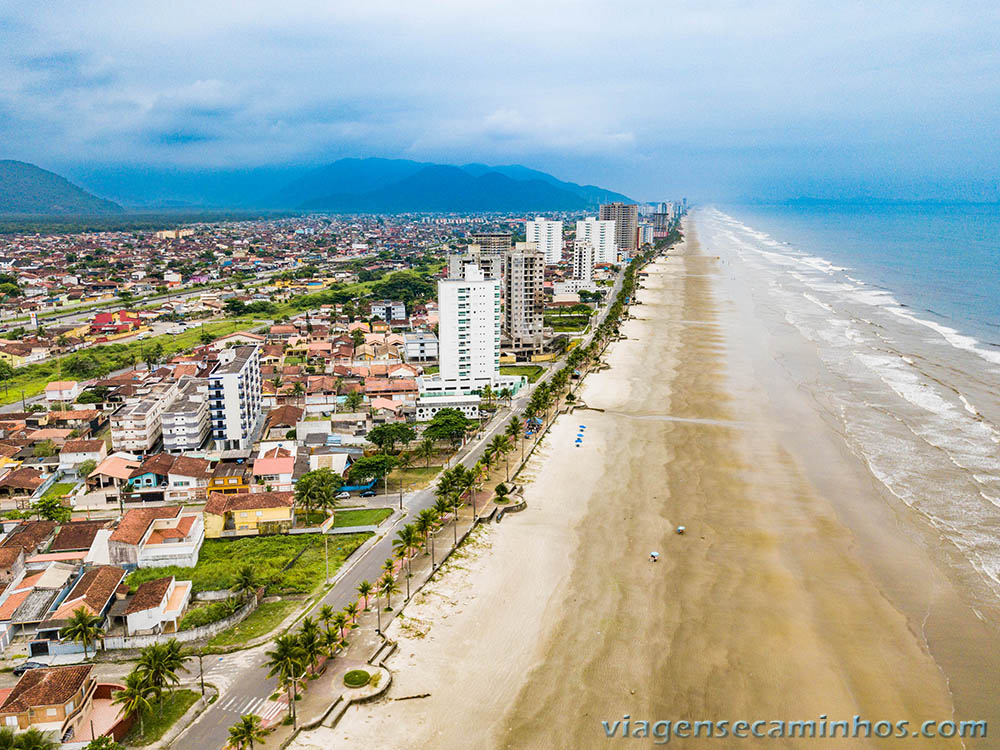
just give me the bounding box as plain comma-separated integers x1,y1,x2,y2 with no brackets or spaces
206,462,249,496
203,490,295,538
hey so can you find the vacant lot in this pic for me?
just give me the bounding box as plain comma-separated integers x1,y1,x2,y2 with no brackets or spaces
126,532,371,595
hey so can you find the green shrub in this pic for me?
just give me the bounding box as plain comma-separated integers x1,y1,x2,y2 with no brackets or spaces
178,598,238,630
343,669,370,688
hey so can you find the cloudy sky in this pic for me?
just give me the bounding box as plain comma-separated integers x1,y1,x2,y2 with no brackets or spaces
2,0,999,202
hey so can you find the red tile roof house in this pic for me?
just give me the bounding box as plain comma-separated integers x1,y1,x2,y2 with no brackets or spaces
165,455,213,503
107,506,204,569
57,439,108,477
118,576,191,636
0,664,126,742
43,381,81,403
0,468,45,507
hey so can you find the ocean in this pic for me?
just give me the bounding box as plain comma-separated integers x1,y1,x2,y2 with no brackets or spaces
697,205,1000,605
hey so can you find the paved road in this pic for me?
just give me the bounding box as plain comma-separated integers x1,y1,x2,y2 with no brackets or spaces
187,269,626,748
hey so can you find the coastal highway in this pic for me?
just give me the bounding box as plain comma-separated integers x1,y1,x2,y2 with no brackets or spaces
187,270,626,748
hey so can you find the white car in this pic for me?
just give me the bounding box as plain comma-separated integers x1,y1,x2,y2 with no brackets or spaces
335,491,351,500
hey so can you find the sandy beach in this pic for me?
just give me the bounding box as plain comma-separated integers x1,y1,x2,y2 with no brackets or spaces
294,217,1000,749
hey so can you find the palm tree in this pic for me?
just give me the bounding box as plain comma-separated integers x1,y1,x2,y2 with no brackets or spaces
357,580,374,611
416,437,435,468
507,416,524,461
232,565,257,602
112,671,153,739
414,508,437,553
317,604,335,631
227,714,267,750
344,601,359,625
13,728,59,750
291,381,306,406
499,387,513,407
481,384,494,407
393,524,420,600
264,635,306,728
381,557,396,578
322,626,341,658
331,611,349,641
62,607,104,659
270,374,283,397
297,618,322,674
379,573,399,611
137,641,183,714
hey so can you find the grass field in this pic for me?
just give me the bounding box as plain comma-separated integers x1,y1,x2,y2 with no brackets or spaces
125,533,371,595
334,507,393,527
124,689,200,746
0,316,262,406
499,365,545,382
206,599,299,649
40,482,76,501
544,314,590,332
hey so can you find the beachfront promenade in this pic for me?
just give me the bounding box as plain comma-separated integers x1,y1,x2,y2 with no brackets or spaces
174,268,628,749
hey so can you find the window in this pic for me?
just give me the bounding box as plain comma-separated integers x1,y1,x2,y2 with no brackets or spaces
47,708,57,717
240,512,247,518
256,510,263,517
5,717,16,727
66,700,74,713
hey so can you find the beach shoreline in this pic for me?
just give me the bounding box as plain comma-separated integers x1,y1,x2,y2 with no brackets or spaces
292,216,999,749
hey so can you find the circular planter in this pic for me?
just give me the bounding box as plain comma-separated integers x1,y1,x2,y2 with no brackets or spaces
343,669,371,688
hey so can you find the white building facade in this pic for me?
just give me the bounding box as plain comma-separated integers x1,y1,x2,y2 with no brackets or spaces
525,217,564,265
576,217,617,264
208,345,263,451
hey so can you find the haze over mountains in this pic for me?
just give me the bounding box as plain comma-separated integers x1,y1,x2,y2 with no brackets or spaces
0,157,634,216
0,160,123,215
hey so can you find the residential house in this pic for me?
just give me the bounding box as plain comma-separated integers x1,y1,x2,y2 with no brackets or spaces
203,491,295,538
87,453,140,498
206,462,249,496
42,565,126,627
43,381,81,403
108,506,204,568
0,664,98,736
0,468,44,506
0,547,26,586
120,576,191,635
57,440,107,477
251,445,295,493
122,452,176,503
165,455,213,503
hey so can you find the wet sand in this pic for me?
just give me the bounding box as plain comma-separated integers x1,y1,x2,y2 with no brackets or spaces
297,219,999,749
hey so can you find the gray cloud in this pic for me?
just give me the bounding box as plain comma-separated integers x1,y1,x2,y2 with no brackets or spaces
2,0,999,200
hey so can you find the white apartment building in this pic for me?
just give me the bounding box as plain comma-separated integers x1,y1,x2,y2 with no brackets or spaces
110,382,179,454
208,345,263,451
439,265,500,384
161,378,210,453
600,202,639,254
576,217,617,264
573,239,596,282
403,331,439,363
418,264,524,418
526,217,564,265
370,300,406,322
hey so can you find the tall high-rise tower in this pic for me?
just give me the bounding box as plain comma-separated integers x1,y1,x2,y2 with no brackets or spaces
599,202,638,255
576,216,617,264
503,242,545,354
525,217,564,265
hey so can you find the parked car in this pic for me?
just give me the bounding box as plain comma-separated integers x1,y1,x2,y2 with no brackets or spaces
335,491,351,500
360,489,377,497
13,661,47,676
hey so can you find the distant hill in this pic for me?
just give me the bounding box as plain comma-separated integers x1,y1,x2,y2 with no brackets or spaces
274,157,633,212
0,160,123,215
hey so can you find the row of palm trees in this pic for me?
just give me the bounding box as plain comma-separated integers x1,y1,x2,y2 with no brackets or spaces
111,640,189,739
260,597,364,734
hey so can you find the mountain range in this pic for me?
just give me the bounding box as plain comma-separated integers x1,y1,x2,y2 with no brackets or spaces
0,157,635,215
0,160,123,215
